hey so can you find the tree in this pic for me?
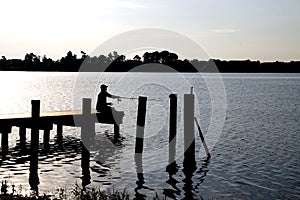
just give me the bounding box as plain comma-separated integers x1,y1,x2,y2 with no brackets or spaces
0,56,7,68
81,51,87,60
133,55,141,62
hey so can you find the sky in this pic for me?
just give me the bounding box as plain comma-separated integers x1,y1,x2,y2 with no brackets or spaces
0,0,300,61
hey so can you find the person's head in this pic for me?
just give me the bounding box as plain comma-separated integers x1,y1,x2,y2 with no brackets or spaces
100,84,108,91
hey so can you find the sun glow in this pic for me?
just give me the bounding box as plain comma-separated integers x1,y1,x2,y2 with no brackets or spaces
0,72,31,114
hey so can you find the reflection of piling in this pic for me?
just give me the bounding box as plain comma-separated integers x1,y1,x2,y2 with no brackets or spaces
29,100,40,191
168,94,177,165
183,93,195,163
135,96,147,154
81,141,91,187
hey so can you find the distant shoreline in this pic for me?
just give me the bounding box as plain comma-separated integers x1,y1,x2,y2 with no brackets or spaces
1,51,299,73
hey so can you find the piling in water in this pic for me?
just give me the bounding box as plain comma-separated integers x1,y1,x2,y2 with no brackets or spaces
29,100,40,191
19,126,26,149
43,129,50,152
168,94,177,165
81,98,95,147
183,93,195,164
135,96,147,154
1,130,9,157
194,117,211,158
56,123,63,144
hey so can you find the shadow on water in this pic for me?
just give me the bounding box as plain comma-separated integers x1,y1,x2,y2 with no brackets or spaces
132,154,211,200
134,154,155,200
1,131,211,199
164,162,181,199
0,135,84,194
81,130,125,189
194,157,210,189
184,156,211,200
163,156,211,200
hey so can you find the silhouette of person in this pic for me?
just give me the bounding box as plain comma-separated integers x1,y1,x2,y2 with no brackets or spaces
96,84,119,112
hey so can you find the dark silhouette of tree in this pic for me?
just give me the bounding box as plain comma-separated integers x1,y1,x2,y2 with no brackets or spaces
0,50,299,72
133,55,141,62
0,56,7,68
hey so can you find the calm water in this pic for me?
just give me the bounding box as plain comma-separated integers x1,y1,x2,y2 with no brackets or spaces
0,72,299,199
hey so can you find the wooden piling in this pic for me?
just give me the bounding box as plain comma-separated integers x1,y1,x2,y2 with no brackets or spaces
81,98,95,145
19,126,26,148
168,94,177,165
194,117,210,157
81,98,93,188
1,130,9,156
56,123,63,143
135,96,147,154
183,94,195,162
29,100,40,190
43,129,50,151
114,123,120,137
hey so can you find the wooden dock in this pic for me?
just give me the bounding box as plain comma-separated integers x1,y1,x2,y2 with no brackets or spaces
0,98,125,154
0,98,125,190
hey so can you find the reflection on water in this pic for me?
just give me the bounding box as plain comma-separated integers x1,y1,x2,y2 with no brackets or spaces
164,162,180,199
134,154,155,199
0,72,300,199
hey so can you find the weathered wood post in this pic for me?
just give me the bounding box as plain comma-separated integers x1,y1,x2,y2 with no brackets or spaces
135,96,147,154
29,100,40,191
81,98,95,143
183,90,195,164
114,123,120,137
80,98,93,187
43,129,50,152
194,117,210,157
168,94,177,166
1,132,8,155
1,126,11,157
19,126,26,149
56,123,63,144
182,90,197,200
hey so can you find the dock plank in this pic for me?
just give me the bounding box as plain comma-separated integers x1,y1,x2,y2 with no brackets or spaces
0,109,100,120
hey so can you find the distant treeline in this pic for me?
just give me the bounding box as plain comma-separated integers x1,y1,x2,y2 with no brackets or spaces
0,50,299,72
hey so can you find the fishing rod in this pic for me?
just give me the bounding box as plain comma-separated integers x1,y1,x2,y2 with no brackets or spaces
117,96,163,102
118,96,138,100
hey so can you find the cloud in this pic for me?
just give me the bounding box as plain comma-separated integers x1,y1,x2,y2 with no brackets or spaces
212,28,240,33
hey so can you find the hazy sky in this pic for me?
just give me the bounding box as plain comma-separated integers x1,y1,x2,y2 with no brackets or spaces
1,0,299,61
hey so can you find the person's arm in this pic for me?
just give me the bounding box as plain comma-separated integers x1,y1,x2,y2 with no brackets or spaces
106,92,119,99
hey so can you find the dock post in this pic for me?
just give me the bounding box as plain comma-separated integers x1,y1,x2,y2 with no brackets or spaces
1,126,11,157
19,127,26,149
80,98,93,188
1,132,8,155
168,94,177,166
29,100,40,191
56,124,63,143
43,129,50,152
183,92,195,164
114,123,120,137
81,98,95,143
135,96,147,154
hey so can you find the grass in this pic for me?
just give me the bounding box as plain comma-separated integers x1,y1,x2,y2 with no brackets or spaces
1,179,196,199
1,180,165,200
